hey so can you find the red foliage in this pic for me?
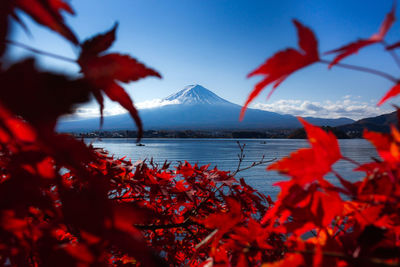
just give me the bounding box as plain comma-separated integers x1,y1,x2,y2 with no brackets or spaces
78,24,162,140
378,83,400,106
1,0,400,266
12,0,78,44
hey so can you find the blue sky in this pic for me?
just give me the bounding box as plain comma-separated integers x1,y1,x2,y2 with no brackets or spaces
8,0,399,119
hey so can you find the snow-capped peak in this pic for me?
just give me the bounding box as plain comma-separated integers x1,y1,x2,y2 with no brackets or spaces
164,84,232,105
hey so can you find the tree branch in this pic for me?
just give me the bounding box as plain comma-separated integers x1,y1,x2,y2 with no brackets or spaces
319,59,398,83
382,41,400,69
232,141,276,176
4,39,77,63
342,156,361,167
134,219,201,231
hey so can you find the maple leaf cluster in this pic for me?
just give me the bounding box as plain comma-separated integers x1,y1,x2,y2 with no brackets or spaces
0,1,279,265
1,0,400,266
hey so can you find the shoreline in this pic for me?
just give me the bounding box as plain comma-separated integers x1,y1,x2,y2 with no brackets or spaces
67,127,362,139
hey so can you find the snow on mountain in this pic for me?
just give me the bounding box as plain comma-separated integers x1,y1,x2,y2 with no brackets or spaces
163,84,232,105
132,84,232,110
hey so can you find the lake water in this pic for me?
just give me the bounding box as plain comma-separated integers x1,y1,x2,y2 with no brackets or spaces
86,138,378,199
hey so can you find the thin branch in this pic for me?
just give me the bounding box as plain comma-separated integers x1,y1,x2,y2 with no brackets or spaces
134,219,201,231
4,39,77,63
332,219,348,238
182,184,225,221
233,156,276,175
319,59,398,83
110,191,196,200
341,156,361,167
310,230,317,237
332,169,345,180
234,141,246,174
382,40,400,69
232,141,276,176
195,229,218,250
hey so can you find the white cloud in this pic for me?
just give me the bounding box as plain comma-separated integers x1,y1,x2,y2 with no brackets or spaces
251,97,392,120
65,99,180,120
65,96,392,121
136,98,180,109
73,106,126,117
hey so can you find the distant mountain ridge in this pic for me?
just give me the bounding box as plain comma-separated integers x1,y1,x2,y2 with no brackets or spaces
337,111,397,137
57,84,354,132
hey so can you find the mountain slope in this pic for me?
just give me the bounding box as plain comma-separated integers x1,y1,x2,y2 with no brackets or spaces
164,84,232,105
58,84,354,132
337,111,397,137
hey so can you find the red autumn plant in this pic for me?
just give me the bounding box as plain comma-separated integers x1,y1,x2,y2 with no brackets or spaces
237,2,400,267
0,1,277,266
1,0,400,266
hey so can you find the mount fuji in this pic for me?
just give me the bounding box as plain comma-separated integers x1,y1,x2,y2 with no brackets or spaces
163,84,232,105
57,84,354,131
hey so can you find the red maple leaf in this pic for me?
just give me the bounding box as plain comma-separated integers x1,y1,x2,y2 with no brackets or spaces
378,83,400,106
299,117,341,165
268,118,341,185
13,0,78,44
326,3,395,68
78,24,161,141
268,148,325,186
363,130,394,162
0,59,92,133
241,20,319,120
